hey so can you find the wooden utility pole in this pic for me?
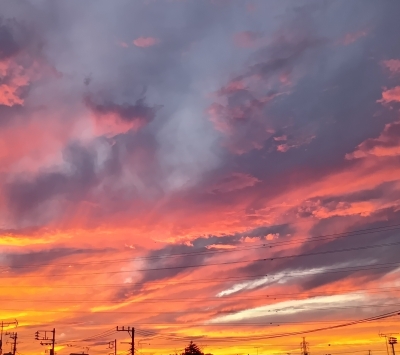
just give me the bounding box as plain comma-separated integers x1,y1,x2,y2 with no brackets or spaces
0,320,18,355
35,328,56,355
300,337,310,355
10,333,17,355
389,337,397,355
1,321,3,355
108,339,117,355
117,326,134,355
380,333,398,355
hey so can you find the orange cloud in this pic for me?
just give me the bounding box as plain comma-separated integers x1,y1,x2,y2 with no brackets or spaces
205,244,236,249
133,36,160,47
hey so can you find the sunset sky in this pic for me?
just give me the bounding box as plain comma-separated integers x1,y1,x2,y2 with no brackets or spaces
1,1,400,354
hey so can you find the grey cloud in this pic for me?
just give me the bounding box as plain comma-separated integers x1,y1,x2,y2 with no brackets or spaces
6,142,98,221
0,19,21,60
235,209,400,293
85,96,159,124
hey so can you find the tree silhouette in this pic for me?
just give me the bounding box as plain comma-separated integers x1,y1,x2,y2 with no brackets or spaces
182,341,204,355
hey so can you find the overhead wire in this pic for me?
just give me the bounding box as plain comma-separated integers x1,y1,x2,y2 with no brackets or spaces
2,240,400,279
1,260,400,289
3,302,400,315
3,284,400,303
2,222,400,271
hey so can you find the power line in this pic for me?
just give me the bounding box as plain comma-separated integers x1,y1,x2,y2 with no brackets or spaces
2,223,400,270
2,241,400,279
259,309,400,339
4,285,400,303
3,302,400,314
58,328,117,344
125,309,400,342
2,260,400,288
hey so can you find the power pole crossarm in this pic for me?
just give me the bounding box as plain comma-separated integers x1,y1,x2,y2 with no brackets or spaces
117,326,134,355
12,333,17,355
35,328,56,355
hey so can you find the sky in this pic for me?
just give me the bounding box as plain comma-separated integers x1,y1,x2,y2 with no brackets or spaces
1,0,400,354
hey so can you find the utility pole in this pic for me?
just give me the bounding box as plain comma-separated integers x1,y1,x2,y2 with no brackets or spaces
300,337,310,355
108,339,117,355
1,321,3,355
0,320,18,355
389,337,397,355
117,326,134,355
3,332,18,355
10,333,17,355
380,333,398,355
35,328,56,355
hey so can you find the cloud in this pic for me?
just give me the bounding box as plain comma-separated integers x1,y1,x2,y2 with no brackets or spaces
4,141,102,223
208,172,260,193
133,37,160,47
378,86,400,104
0,18,47,107
0,60,30,106
347,121,400,159
233,31,263,48
117,41,129,48
2,247,109,275
85,95,161,136
208,30,325,154
211,293,365,322
0,18,23,60
382,59,400,74
205,244,236,250
337,30,367,46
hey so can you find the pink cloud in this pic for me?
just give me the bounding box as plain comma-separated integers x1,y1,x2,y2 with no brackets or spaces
382,59,400,74
118,41,129,48
337,30,367,46
274,135,287,142
276,134,315,153
85,96,160,137
217,80,246,96
378,86,400,104
240,236,258,243
347,121,400,159
209,172,260,193
133,37,160,48
0,60,31,107
207,92,280,154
